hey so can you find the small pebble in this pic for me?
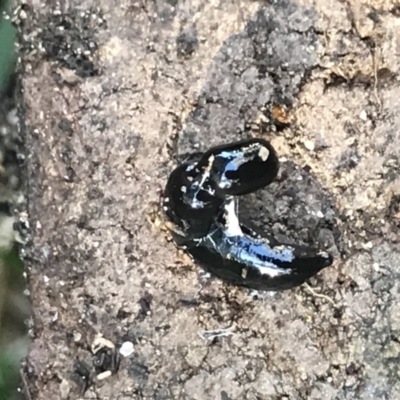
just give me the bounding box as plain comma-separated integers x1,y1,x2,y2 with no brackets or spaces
97,371,112,380
304,140,315,151
119,341,134,357
359,110,368,121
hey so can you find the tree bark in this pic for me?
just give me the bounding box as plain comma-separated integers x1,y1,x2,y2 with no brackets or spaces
18,0,400,399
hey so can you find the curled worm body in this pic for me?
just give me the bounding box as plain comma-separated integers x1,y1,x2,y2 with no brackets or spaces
163,138,333,291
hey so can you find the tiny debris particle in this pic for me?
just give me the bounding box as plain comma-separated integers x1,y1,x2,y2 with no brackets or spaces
119,341,134,357
6,108,18,125
258,146,270,161
272,104,291,124
91,334,115,354
304,140,315,151
73,331,82,342
198,327,234,341
19,9,27,20
96,371,112,381
359,110,368,121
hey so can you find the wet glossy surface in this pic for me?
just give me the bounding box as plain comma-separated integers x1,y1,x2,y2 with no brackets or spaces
163,138,333,291
196,138,280,196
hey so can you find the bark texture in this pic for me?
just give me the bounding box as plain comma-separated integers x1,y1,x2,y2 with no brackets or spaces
17,0,400,399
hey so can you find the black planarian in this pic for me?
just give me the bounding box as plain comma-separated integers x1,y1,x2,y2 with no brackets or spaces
162,138,333,291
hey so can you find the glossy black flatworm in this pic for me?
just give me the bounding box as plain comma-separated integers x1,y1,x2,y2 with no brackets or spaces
163,138,333,291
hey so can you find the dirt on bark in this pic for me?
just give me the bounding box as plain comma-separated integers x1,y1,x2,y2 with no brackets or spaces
16,0,400,399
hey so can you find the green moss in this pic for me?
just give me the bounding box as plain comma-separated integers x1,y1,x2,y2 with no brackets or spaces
0,354,19,400
0,3,21,399
0,245,24,274
0,247,22,400
0,17,16,91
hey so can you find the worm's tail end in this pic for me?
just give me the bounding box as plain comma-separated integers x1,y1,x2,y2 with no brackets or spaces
271,249,333,290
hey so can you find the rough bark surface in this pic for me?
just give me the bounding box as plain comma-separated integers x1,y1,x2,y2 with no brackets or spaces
17,0,400,399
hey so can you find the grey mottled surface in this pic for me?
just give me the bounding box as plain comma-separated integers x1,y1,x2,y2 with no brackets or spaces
17,0,400,399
